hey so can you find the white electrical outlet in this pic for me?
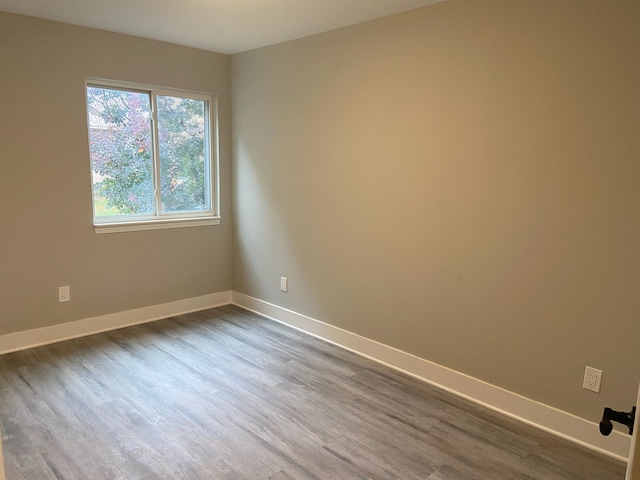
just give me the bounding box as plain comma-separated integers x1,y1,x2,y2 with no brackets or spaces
280,276,288,292
583,366,602,393
58,285,71,303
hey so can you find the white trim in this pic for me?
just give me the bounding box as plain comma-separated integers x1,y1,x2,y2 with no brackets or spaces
86,77,215,101
231,292,631,462
86,77,221,231
94,216,221,234
0,290,630,461
0,291,232,355
0,422,4,480
625,384,640,479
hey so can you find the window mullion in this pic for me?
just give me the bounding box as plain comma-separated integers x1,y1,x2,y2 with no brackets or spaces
150,93,162,216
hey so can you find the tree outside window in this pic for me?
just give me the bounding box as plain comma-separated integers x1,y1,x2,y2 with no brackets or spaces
86,82,216,229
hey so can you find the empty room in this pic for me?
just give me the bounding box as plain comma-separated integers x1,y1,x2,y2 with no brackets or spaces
0,0,639,478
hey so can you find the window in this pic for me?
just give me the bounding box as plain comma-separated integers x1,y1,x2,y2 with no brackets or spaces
85,79,219,233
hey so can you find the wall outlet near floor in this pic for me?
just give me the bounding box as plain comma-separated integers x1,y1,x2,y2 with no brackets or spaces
58,285,71,303
280,276,288,292
583,366,602,393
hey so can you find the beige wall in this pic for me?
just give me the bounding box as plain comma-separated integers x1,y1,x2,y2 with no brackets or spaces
231,0,640,421
0,13,232,333
1,0,639,428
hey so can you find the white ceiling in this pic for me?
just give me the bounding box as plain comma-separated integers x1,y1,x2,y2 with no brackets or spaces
0,0,447,55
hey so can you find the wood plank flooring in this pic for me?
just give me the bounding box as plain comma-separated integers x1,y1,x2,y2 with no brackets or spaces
0,305,626,479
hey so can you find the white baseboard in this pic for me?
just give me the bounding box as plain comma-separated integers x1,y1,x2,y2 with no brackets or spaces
231,292,631,462
0,290,629,461
0,291,232,355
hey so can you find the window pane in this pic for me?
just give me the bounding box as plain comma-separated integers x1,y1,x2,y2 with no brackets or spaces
157,95,209,213
87,87,154,216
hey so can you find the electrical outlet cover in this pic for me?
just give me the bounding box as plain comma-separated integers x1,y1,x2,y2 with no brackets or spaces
583,366,602,393
58,286,71,303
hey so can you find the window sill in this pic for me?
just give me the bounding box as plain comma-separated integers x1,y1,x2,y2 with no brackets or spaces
94,216,221,234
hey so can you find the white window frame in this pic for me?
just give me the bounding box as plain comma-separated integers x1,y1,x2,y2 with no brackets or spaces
85,78,221,234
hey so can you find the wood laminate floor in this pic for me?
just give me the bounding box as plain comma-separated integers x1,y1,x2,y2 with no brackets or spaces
0,305,626,479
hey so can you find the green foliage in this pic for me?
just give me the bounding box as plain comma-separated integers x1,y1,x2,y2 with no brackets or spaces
157,95,207,213
87,87,208,217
